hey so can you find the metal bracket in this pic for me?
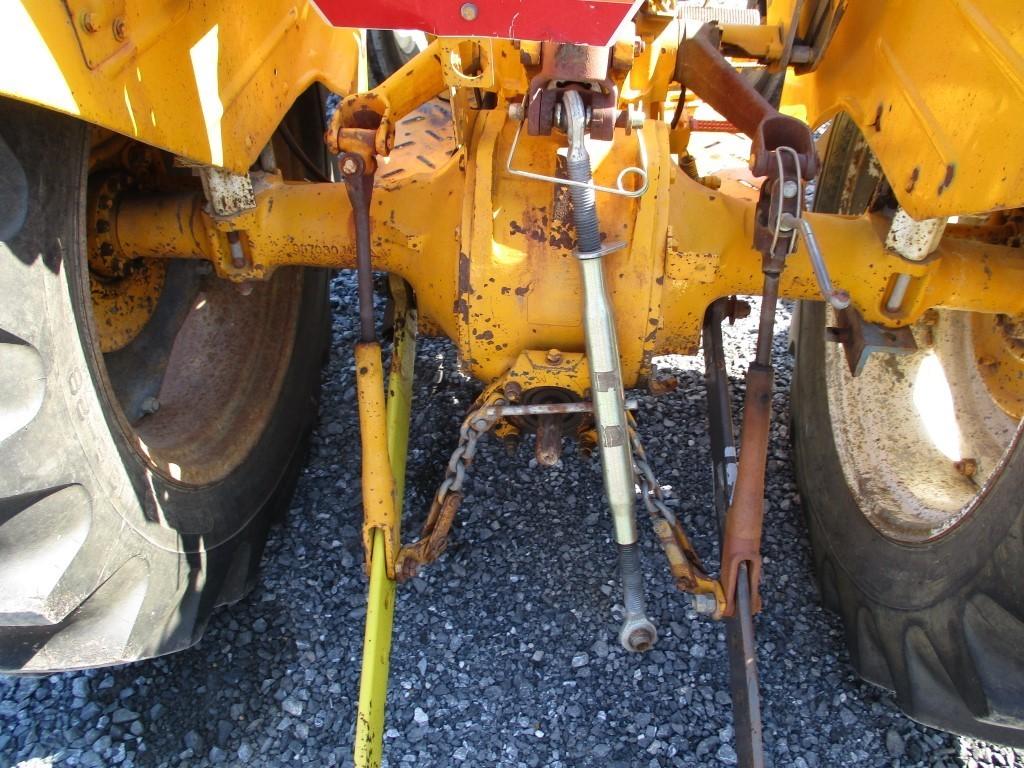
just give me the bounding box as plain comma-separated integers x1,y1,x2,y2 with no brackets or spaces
827,306,918,377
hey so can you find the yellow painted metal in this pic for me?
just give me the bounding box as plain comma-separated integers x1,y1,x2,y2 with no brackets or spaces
355,342,399,579
117,100,1024,393
783,0,1024,218
386,276,417,506
0,0,361,171
719,24,784,61
353,278,416,768
90,260,166,352
354,530,395,768
972,312,1024,420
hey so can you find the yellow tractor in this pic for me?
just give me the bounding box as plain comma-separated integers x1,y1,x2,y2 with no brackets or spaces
1,0,1022,765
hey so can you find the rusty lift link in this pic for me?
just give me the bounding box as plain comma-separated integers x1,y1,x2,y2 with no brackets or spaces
675,21,819,619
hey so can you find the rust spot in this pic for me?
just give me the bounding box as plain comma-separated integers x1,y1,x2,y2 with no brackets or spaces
515,285,530,296
937,164,956,195
870,104,883,132
475,330,494,341
358,366,368,375
905,166,920,194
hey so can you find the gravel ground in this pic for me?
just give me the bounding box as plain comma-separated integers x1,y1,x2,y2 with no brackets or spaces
2,273,1024,768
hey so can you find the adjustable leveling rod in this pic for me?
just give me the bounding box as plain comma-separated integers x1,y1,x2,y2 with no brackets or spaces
562,90,657,652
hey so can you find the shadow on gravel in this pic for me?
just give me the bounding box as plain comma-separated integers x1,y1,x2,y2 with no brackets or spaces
1,283,1020,768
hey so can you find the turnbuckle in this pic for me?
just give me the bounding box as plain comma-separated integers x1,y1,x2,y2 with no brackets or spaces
562,89,658,653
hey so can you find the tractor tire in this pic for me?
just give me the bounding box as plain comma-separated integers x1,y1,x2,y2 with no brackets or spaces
0,96,330,673
367,30,429,85
792,114,1024,745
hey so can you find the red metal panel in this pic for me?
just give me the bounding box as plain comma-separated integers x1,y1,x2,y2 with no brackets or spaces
312,0,642,47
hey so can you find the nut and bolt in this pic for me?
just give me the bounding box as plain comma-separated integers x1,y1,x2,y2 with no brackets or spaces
340,156,360,176
690,593,718,616
507,102,525,122
459,2,478,21
546,348,563,365
112,16,127,41
954,458,978,478
503,381,523,402
80,11,101,33
227,230,246,269
140,397,160,415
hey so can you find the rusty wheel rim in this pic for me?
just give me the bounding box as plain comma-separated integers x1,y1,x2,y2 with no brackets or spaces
823,308,1022,543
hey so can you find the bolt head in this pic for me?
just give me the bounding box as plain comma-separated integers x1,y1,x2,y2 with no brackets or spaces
112,16,127,41
545,348,563,365
459,2,478,21
140,397,160,415
340,157,359,176
690,593,718,616
80,11,100,33
503,381,523,401
507,102,525,122
782,179,800,199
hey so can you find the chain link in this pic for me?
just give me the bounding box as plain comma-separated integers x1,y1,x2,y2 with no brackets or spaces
628,416,719,603
396,399,502,580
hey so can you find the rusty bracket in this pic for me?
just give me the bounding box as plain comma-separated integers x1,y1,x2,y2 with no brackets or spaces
525,43,619,141
826,306,918,376
676,22,817,180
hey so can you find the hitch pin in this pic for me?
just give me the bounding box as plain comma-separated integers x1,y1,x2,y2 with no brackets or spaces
779,212,851,311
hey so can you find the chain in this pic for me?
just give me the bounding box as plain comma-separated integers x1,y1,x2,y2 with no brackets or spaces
628,415,721,606
395,399,502,581
432,407,499,503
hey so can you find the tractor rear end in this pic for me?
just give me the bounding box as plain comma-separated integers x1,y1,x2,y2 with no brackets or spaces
2,0,1024,764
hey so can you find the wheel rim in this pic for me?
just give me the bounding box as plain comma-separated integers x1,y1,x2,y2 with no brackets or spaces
824,308,1022,543
84,138,304,488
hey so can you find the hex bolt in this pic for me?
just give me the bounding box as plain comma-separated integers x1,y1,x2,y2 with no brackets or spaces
782,179,800,199
112,16,127,41
503,381,523,402
80,11,100,33
140,397,160,415
690,593,718,616
507,102,525,122
459,2,478,21
546,348,563,365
